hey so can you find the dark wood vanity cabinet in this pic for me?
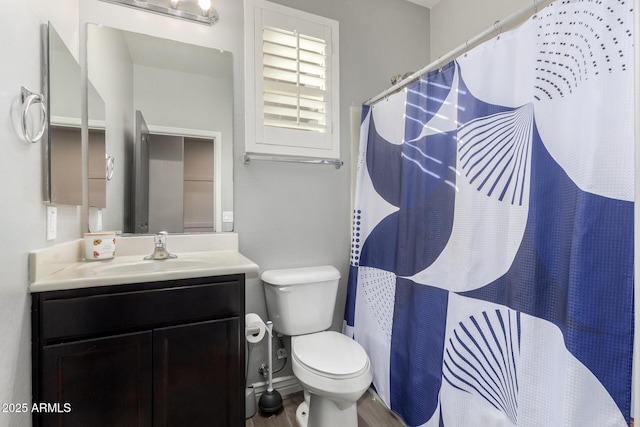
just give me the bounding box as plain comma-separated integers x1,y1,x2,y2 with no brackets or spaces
31,274,245,427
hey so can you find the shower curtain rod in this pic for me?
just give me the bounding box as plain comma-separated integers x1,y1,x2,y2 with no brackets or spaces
364,0,553,106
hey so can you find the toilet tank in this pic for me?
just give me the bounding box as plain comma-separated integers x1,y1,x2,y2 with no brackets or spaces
262,265,341,336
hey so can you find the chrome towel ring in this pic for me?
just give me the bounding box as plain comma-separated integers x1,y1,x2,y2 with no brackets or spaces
21,86,47,143
106,154,115,181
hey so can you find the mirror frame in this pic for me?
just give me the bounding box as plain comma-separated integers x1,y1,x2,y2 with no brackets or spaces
41,23,51,203
44,22,103,208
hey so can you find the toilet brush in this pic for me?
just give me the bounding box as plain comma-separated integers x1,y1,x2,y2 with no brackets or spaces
258,321,283,414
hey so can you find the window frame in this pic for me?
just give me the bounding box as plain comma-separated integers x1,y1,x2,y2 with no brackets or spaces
244,0,340,160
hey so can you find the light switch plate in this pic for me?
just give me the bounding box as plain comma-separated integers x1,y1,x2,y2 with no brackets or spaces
46,206,57,240
222,211,234,223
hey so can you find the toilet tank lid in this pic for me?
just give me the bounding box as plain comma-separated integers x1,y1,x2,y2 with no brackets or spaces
261,265,340,286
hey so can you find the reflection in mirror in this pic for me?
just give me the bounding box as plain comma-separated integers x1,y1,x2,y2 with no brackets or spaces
48,23,82,205
47,23,107,207
87,24,234,234
135,111,222,233
88,83,106,209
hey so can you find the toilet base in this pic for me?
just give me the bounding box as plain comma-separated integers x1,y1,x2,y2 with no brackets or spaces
295,394,358,427
295,401,309,427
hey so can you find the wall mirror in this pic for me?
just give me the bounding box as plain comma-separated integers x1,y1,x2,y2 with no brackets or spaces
46,23,107,207
46,23,82,205
87,24,234,234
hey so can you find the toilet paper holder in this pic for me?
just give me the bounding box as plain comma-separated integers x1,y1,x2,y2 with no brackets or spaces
246,325,261,335
245,313,267,344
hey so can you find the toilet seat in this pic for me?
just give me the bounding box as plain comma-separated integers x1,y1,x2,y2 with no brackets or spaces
292,331,370,380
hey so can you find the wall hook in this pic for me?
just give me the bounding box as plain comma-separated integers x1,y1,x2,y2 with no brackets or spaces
20,86,47,143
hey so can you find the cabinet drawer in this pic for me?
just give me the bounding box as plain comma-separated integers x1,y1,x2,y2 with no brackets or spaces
38,277,241,343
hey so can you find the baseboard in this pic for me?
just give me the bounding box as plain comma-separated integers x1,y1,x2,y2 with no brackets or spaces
250,375,302,398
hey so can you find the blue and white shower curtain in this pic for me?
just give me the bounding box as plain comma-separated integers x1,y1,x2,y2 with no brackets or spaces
344,1,634,426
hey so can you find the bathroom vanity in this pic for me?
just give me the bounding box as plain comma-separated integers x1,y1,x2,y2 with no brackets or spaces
29,234,258,427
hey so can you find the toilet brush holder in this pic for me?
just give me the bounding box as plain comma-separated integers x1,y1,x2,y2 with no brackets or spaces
258,321,283,414
245,386,257,419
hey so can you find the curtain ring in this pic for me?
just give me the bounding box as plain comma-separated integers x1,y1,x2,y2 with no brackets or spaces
21,86,47,143
493,20,503,39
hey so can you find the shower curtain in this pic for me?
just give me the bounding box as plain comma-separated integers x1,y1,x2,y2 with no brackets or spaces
344,1,634,426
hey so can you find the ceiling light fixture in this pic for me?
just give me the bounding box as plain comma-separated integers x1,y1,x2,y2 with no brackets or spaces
99,0,219,25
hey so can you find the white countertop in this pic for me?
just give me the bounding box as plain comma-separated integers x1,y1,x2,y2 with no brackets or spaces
29,233,259,293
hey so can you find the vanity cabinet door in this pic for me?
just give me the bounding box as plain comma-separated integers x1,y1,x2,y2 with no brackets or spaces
152,318,241,427
39,331,153,427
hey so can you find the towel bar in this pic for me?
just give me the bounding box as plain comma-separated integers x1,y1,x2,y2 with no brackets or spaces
243,152,343,169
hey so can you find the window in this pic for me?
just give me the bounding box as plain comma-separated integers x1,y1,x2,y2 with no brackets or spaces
245,0,340,160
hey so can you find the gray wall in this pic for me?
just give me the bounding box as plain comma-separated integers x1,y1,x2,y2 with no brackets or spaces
430,0,532,61
236,0,430,385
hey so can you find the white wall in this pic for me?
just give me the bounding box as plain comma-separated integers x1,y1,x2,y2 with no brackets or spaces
430,0,530,61
0,2,82,425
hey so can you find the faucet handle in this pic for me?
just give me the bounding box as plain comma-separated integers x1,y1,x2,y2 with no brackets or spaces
155,231,169,247
145,231,176,260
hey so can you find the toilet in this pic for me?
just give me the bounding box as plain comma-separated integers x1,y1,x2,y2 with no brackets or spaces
262,265,373,427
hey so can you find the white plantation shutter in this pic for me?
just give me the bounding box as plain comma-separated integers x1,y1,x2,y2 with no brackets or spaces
245,0,340,159
262,27,327,133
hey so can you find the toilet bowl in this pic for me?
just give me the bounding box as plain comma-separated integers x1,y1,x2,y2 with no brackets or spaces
261,266,373,427
291,331,373,427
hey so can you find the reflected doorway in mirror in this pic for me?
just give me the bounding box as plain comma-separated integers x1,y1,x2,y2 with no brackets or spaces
134,110,222,234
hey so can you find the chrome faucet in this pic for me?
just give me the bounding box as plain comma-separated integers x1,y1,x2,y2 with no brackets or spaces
144,231,177,260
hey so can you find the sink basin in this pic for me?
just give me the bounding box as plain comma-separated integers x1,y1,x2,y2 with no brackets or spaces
29,233,261,293
91,259,211,275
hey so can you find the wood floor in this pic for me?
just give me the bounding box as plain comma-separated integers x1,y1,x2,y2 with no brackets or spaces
246,389,406,427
